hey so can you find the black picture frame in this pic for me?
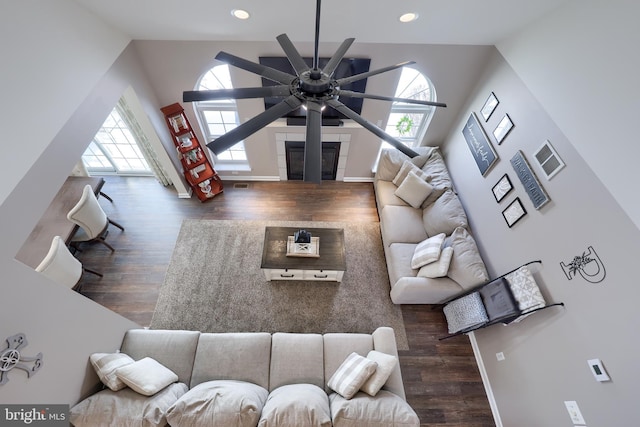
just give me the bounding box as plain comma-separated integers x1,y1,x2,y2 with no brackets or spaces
492,174,513,202
462,112,498,177
493,114,514,144
502,197,527,228
480,92,499,122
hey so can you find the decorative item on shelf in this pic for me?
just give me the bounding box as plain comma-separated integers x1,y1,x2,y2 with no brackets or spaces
294,229,312,243
493,114,514,145
492,173,513,203
0,333,43,386
510,150,550,209
502,197,527,228
480,92,499,122
462,112,498,177
560,245,606,283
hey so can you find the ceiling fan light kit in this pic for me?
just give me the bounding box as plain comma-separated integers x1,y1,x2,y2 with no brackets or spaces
184,0,446,183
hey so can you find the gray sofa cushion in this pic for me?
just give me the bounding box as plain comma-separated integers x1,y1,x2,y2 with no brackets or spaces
446,227,489,290
380,206,428,246
422,189,468,236
259,384,332,427
421,150,452,206
329,390,420,427
190,332,271,389
374,180,408,208
323,333,373,394
166,380,268,427
270,333,324,390
386,243,419,285
121,329,200,385
70,382,188,427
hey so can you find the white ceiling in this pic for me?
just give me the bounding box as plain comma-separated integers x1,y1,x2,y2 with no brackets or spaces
72,0,570,46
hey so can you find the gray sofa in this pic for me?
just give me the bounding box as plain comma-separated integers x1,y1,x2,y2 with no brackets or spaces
374,147,490,304
70,327,419,427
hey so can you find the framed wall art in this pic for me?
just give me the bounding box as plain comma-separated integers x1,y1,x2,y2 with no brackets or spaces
493,114,514,144
480,92,499,122
511,150,550,209
492,173,513,202
502,197,527,228
534,140,565,180
462,112,498,177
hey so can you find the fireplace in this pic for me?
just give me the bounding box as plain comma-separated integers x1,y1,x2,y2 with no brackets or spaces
285,141,341,180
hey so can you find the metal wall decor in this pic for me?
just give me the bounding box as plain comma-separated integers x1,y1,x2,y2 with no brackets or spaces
480,92,499,121
560,246,606,283
510,150,550,209
462,112,498,176
502,197,527,227
0,333,43,385
492,173,513,202
493,114,514,145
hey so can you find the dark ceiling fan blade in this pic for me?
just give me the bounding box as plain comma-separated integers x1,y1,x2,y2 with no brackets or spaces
336,61,415,86
336,90,448,108
276,34,309,76
303,102,323,183
326,99,419,158
215,51,297,85
184,86,291,102
207,95,303,155
323,38,355,77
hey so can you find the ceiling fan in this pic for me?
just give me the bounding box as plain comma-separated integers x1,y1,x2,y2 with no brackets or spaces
183,0,447,183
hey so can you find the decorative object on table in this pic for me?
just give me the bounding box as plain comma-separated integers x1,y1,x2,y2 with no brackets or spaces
510,150,550,209
294,229,312,243
462,112,498,177
560,245,606,283
0,333,43,386
287,235,320,258
492,173,513,203
493,114,514,145
480,92,499,121
502,197,527,228
534,140,566,180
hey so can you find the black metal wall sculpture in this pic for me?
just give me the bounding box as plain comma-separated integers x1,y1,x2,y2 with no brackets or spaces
0,333,43,386
560,246,606,283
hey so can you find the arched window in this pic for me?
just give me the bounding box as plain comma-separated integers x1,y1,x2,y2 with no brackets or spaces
193,64,248,165
383,67,437,148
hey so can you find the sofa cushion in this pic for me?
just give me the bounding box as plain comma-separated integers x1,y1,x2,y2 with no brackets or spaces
421,150,452,206
443,292,489,334
392,160,429,186
394,171,434,209
166,380,268,427
380,206,428,246
190,332,271,389
376,148,434,181
70,382,188,427
387,243,419,285
329,390,420,427
374,180,409,208
446,227,489,290
417,246,454,278
361,351,398,397
323,333,373,394
411,233,446,269
422,189,468,236
259,384,331,427
327,352,377,400
90,352,135,391
270,333,324,390
115,357,179,396
120,329,200,385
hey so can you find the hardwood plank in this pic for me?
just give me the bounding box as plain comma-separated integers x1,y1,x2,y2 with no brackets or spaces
71,176,494,427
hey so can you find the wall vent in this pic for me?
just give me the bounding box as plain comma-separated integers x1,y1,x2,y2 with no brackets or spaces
233,183,250,189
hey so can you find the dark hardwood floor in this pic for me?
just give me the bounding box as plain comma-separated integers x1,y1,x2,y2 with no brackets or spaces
75,176,494,427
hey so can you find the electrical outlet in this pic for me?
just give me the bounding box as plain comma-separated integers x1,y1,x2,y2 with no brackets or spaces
496,352,505,361
564,401,586,424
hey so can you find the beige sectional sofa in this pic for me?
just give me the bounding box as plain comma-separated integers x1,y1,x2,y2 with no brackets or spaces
375,147,490,304
70,327,419,427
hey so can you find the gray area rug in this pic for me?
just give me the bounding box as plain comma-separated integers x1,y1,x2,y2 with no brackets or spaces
151,219,408,350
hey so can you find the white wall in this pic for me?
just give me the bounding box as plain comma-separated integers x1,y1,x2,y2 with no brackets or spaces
496,0,640,230
442,48,640,426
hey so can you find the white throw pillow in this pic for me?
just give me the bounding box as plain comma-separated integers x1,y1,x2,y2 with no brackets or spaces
90,352,135,391
417,246,454,278
115,357,179,396
360,351,398,397
394,171,434,209
411,233,446,269
327,352,377,400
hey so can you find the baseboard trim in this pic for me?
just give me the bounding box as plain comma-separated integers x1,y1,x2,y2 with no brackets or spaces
218,176,281,181
342,177,375,183
468,332,503,427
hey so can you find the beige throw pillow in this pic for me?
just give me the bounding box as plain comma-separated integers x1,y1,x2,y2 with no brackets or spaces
90,352,135,391
394,171,434,209
411,233,446,269
417,246,454,278
392,160,429,186
115,357,179,396
360,351,398,396
327,352,377,400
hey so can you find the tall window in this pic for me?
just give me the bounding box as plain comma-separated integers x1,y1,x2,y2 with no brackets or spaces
193,64,248,165
383,67,436,148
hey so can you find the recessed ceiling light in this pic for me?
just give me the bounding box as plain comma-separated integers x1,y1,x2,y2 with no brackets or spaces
399,12,419,23
231,9,250,20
